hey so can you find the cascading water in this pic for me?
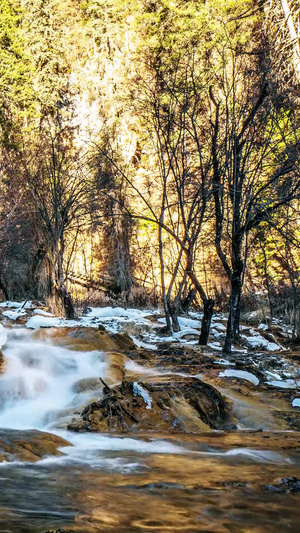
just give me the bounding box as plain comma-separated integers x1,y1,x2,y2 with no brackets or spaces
0,325,299,532
0,328,107,431
0,326,185,461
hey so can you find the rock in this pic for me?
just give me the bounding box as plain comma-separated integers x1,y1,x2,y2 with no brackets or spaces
274,410,300,430
106,351,129,384
0,429,71,463
43,530,75,533
0,350,5,373
73,377,103,393
35,327,135,353
264,477,300,494
67,376,235,434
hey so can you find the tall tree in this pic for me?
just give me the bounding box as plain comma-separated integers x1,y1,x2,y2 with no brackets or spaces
209,22,300,352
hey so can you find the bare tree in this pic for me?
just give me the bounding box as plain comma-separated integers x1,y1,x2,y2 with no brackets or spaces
208,31,300,352
20,118,91,318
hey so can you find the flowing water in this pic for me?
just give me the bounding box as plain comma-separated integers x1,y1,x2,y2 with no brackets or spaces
0,327,299,532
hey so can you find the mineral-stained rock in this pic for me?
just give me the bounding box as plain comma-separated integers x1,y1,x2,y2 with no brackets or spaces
264,476,300,493
73,377,103,393
105,351,129,384
34,327,135,353
67,376,235,434
0,429,71,463
273,410,300,430
0,350,5,373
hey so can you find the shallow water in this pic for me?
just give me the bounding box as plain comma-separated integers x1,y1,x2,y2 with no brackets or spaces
0,327,300,532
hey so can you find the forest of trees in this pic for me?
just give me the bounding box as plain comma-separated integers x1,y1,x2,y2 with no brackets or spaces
0,0,300,352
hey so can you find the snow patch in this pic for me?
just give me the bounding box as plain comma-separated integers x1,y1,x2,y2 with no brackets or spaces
267,379,296,389
258,323,268,331
2,309,27,321
207,342,222,351
218,369,259,386
212,322,227,332
34,309,55,317
173,328,199,339
0,301,32,309
133,382,152,409
130,337,158,350
85,306,152,320
292,398,300,408
242,332,282,351
178,317,201,329
26,316,78,329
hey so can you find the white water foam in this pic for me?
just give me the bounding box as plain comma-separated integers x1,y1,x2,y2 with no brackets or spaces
0,326,294,469
0,329,107,430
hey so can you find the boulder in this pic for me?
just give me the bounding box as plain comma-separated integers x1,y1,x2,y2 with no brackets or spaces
0,429,71,463
73,377,103,393
34,327,135,353
68,376,235,434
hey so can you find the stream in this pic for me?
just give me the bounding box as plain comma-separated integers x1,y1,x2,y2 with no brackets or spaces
0,326,299,532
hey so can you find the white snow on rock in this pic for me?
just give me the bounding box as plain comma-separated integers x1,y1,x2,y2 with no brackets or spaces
33,309,55,317
131,337,158,350
242,332,282,351
211,328,224,339
189,311,203,320
173,328,199,339
292,398,300,408
258,323,268,331
0,301,32,309
2,309,27,320
212,322,227,332
157,316,201,329
26,316,62,328
265,371,282,381
0,324,7,348
133,382,152,409
207,342,223,351
178,317,201,329
214,359,235,366
26,316,78,329
218,369,259,386
267,379,296,389
84,306,152,320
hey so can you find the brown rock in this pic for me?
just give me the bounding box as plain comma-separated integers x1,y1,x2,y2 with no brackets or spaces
73,377,103,393
67,376,235,434
0,429,71,463
0,350,5,373
34,327,135,353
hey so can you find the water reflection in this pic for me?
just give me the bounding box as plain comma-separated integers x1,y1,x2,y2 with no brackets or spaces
0,443,299,532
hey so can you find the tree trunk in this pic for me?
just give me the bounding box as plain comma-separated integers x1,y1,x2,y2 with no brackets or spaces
57,244,76,319
223,273,242,353
199,298,214,345
181,286,197,313
168,300,180,332
0,278,8,300
158,225,172,333
56,284,76,320
184,254,214,345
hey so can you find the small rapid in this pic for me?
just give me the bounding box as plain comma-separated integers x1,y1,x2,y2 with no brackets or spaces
0,325,299,531
0,328,107,431
0,327,188,462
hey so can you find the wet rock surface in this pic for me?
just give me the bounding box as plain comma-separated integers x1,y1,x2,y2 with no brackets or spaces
264,476,300,493
0,320,300,531
0,429,71,463
68,376,235,434
35,327,136,354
